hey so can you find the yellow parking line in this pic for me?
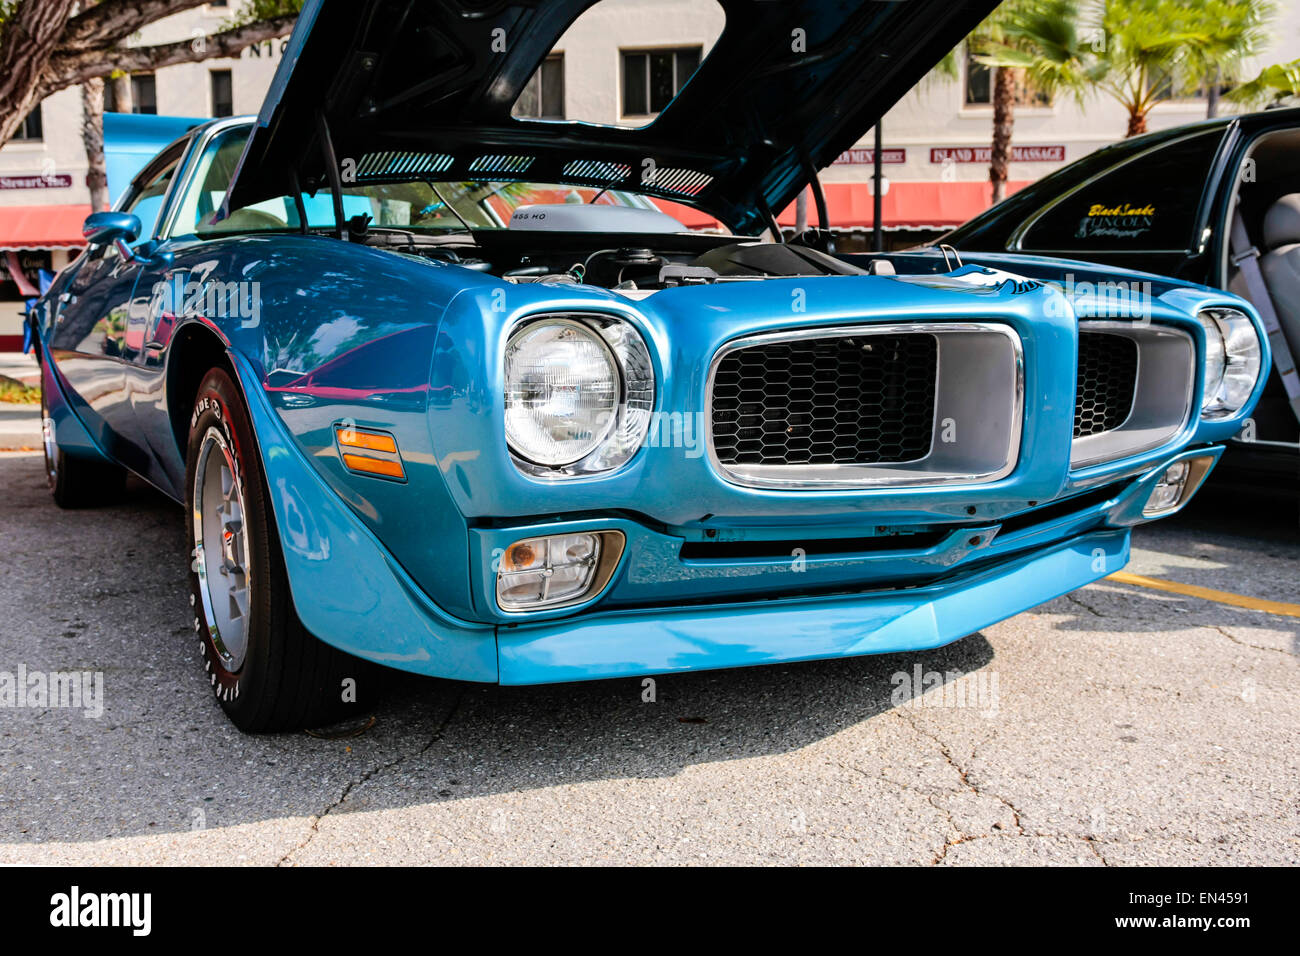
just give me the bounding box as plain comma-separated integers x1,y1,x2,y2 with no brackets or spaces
1106,571,1300,619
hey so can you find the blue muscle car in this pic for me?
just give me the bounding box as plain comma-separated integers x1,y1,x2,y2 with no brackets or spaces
31,0,1269,731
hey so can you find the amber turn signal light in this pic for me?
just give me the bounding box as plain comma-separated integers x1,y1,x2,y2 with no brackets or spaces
335,425,406,481
335,428,397,454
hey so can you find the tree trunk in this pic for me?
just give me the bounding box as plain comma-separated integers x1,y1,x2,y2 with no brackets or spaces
42,15,298,96
109,72,133,114
0,0,81,145
82,77,109,212
1126,109,1148,138
61,0,211,53
1206,68,1220,119
0,0,296,152
989,66,1018,205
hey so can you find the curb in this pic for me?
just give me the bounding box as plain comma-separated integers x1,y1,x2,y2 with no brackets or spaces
0,401,41,452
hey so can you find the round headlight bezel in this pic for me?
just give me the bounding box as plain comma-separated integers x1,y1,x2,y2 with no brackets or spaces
504,313,655,478
1198,307,1262,421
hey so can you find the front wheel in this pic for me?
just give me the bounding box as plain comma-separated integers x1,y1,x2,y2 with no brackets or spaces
186,366,375,732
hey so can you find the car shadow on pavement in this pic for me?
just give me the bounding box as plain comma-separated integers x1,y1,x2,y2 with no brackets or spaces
0,453,1001,845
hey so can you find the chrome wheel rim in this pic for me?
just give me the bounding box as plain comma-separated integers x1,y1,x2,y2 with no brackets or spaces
41,396,56,490
192,427,252,670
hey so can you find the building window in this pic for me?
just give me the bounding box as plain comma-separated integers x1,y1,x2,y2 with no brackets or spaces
965,57,992,105
12,105,43,141
621,47,701,117
1150,67,1230,103
210,70,233,117
131,74,157,115
964,56,1051,107
512,55,564,119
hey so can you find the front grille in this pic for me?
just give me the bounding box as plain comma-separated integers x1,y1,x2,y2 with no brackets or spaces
710,333,937,466
1074,332,1138,438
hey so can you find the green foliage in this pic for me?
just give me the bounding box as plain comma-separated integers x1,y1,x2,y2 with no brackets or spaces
1093,0,1272,106
0,1,18,36
0,375,39,405
930,0,1036,82
228,0,305,27
957,0,1276,133
975,0,1096,106
1227,57,1300,106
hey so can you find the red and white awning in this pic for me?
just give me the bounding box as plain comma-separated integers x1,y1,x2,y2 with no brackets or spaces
0,204,90,251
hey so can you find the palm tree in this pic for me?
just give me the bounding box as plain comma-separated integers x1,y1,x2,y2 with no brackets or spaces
81,77,109,212
1225,57,1300,109
931,0,1093,204
974,0,1094,201
1181,0,1274,117
1088,0,1274,137
951,1,1031,205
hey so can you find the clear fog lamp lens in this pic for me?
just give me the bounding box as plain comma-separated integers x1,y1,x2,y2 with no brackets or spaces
1143,460,1191,516
497,533,605,610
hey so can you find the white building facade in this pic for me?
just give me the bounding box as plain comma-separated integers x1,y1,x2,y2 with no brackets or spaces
0,3,287,347
3,0,1298,346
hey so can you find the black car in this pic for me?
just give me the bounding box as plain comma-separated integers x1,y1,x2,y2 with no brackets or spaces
939,109,1300,498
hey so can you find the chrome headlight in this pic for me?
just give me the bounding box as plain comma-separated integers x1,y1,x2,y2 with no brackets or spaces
504,314,654,476
1198,308,1261,420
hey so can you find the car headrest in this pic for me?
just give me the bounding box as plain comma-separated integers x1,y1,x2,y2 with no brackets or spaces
1263,193,1300,249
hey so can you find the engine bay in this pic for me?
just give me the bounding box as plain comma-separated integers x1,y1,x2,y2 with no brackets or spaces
346,193,901,293
357,226,892,292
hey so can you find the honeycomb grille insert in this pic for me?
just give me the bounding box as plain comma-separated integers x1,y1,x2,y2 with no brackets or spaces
1074,332,1138,439
710,333,938,466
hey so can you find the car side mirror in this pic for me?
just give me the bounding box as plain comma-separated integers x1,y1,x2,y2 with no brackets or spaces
82,211,141,246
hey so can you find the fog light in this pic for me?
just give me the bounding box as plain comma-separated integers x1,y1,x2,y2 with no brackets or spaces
496,531,624,611
1142,460,1193,517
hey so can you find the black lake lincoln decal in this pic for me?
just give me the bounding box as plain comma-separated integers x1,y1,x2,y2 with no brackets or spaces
1076,202,1157,240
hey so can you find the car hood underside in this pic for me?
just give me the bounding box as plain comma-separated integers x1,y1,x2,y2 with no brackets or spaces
222,0,997,234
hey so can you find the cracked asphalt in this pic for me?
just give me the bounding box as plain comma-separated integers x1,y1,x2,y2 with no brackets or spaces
0,450,1296,865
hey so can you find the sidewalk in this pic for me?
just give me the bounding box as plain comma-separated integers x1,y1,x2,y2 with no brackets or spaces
0,352,42,451
0,351,40,387
0,403,41,451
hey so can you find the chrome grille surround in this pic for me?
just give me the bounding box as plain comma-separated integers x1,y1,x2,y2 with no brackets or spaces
705,323,1024,490
1070,320,1196,468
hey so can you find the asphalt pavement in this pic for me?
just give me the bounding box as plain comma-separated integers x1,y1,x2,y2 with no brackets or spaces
0,451,1295,865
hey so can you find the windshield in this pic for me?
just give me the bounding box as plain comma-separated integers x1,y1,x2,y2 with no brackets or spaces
183,125,690,236
334,180,666,230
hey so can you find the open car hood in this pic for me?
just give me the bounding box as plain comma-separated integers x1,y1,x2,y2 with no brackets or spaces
224,0,997,234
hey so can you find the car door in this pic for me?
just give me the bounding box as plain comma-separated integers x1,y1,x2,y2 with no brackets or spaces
49,142,188,475
1207,119,1300,451
124,120,257,496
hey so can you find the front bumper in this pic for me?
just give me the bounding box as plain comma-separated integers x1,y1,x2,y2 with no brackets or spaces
496,527,1127,684
237,349,1220,685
